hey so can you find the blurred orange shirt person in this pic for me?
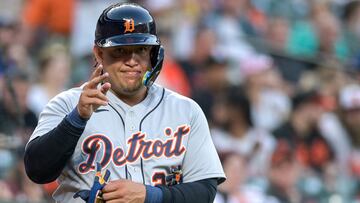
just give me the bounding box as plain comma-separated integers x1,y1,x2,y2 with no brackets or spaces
157,58,191,97
22,0,74,35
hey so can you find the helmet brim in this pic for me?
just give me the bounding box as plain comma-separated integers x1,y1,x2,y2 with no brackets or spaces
96,33,160,47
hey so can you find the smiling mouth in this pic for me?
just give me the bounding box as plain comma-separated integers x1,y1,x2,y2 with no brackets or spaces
120,71,142,77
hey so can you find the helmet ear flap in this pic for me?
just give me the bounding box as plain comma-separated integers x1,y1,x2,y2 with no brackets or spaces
143,46,164,87
150,45,160,68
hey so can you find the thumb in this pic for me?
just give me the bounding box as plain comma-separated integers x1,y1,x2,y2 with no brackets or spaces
100,82,111,94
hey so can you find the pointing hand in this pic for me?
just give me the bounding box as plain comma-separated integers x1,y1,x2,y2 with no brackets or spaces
77,64,111,119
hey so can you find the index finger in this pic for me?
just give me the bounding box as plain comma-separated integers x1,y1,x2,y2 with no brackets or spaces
86,72,109,89
90,64,103,80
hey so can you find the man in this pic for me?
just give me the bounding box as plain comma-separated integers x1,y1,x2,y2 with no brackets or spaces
272,90,334,173
0,67,37,137
0,67,41,201
24,3,225,203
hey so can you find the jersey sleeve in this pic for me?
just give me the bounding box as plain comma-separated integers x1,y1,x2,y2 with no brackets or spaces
182,101,226,184
27,89,80,144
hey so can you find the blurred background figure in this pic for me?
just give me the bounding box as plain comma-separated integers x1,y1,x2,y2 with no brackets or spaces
341,0,360,70
26,43,71,117
214,152,268,203
286,0,349,63
178,26,219,89
272,89,339,202
211,88,276,177
19,0,74,49
192,57,229,119
265,16,290,53
272,90,334,173
0,67,37,137
0,66,42,202
266,140,302,203
241,54,291,131
156,30,192,97
319,84,360,201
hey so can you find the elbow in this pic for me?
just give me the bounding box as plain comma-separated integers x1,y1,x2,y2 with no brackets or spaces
24,150,57,184
25,167,57,184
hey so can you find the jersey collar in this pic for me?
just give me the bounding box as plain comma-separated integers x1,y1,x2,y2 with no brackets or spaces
106,83,163,115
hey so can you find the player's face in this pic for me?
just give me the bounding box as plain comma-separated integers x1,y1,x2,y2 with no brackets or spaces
95,45,152,95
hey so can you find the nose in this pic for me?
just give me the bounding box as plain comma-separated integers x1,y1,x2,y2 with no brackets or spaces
124,52,139,67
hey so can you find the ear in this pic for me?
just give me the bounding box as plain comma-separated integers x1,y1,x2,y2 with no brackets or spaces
93,46,103,64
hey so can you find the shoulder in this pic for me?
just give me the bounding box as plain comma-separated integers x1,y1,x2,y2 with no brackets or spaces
157,85,199,108
163,86,203,113
151,84,204,119
51,86,83,103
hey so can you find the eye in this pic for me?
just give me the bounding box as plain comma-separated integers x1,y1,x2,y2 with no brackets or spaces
114,48,125,55
137,46,150,55
110,48,127,58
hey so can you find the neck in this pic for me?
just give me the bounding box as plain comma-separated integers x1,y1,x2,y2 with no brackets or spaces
112,86,148,106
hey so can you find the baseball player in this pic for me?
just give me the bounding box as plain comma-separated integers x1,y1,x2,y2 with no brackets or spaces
24,3,225,203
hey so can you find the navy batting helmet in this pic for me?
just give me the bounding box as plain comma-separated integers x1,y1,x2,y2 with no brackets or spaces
95,3,164,87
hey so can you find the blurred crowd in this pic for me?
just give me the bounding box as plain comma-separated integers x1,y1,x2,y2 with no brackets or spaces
1,0,360,202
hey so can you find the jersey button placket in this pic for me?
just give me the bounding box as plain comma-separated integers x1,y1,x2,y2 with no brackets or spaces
128,110,136,132
125,109,143,183
130,125,136,132
123,109,136,155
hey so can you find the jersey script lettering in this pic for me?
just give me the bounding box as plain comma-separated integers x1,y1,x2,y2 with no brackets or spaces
78,125,190,174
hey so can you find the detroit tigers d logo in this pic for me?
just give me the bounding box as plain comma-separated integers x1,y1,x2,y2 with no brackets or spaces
124,19,135,33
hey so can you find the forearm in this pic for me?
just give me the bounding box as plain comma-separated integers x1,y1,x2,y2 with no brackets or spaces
154,178,217,203
24,108,87,184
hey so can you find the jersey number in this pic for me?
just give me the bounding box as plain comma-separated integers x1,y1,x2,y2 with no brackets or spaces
152,172,166,186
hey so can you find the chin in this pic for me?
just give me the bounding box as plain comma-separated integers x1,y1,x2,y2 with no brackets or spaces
120,82,144,94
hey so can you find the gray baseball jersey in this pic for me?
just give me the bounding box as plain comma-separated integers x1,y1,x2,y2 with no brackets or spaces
28,83,225,203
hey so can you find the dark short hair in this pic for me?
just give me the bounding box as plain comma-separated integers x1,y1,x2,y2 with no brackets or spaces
225,86,253,127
